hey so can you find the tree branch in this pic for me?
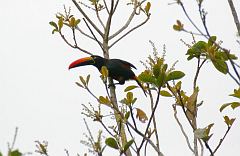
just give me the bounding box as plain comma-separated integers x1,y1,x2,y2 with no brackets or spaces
172,105,194,153
227,0,240,36
109,14,150,48
109,0,138,40
72,0,103,37
59,31,93,55
213,126,231,154
138,86,162,154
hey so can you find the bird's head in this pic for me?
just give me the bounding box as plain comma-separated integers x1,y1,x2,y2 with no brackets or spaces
68,55,105,70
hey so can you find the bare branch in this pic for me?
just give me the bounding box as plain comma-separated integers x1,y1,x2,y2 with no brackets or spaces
138,86,162,154
103,0,110,14
149,88,160,152
178,1,206,37
75,25,96,41
109,0,138,40
126,121,164,156
227,0,240,36
172,105,194,153
59,31,93,55
113,0,120,14
72,0,103,37
94,3,105,29
213,126,231,154
109,15,150,48
82,18,105,53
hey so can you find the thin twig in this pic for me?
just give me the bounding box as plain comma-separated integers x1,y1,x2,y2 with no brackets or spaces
8,127,18,151
113,0,120,14
94,3,105,29
126,121,163,156
138,86,162,153
85,86,99,101
198,139,204,156
103,0,110,14
72,0,103,37
109,0,138,40
126,124,138,152
179,2,205,36
193,58,207,89
213,126,231,154
59,32,92,55
227,0,240,36
82,18,105,53
75,26,96,41
129,106,138,129
149,89,160,152
99,120,115,137
109,15,150,48
204,141,214,156
198,1,211,37
172,105,194,153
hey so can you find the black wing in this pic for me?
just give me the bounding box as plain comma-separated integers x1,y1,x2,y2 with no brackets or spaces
110,59,137,69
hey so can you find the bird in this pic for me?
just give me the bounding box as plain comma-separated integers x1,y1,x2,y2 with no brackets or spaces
68,55,146,96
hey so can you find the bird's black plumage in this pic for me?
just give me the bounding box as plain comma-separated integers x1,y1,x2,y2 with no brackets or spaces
69,55,146,96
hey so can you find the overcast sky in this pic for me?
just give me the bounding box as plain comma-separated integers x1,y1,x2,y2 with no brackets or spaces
0,0,240,156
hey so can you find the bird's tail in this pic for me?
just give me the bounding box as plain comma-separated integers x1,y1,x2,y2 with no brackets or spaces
134,76,147,96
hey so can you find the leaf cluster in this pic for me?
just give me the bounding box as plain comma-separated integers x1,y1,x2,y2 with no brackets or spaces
186,36,237,74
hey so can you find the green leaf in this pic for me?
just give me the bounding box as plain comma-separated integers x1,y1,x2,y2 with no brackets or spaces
51,29,58,34
101,66,108,78
220,103,232,112
138,71,155,84
208,36,217,46
124,111,130,121
166,71,185,81
231,102,240,109
49,21,58,29
0,152,3,156
173,20,184,31
186,41,207,60
123,139,134,152
75,19,81,26
79,76,86,86
58,17,64,31
99,96,111,106
160,90,172,97
10,150,22,156
86,74,90,85
153,64,161,77
124,85,138,92
230,88,240,98
105,137,119,149
224,116,235,126
212,59,228,74
75,82,84,88
69,17,76,27
127,92,133,103
144,2,151,15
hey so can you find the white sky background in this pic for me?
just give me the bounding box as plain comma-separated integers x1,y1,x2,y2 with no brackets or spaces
0,0,240,156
